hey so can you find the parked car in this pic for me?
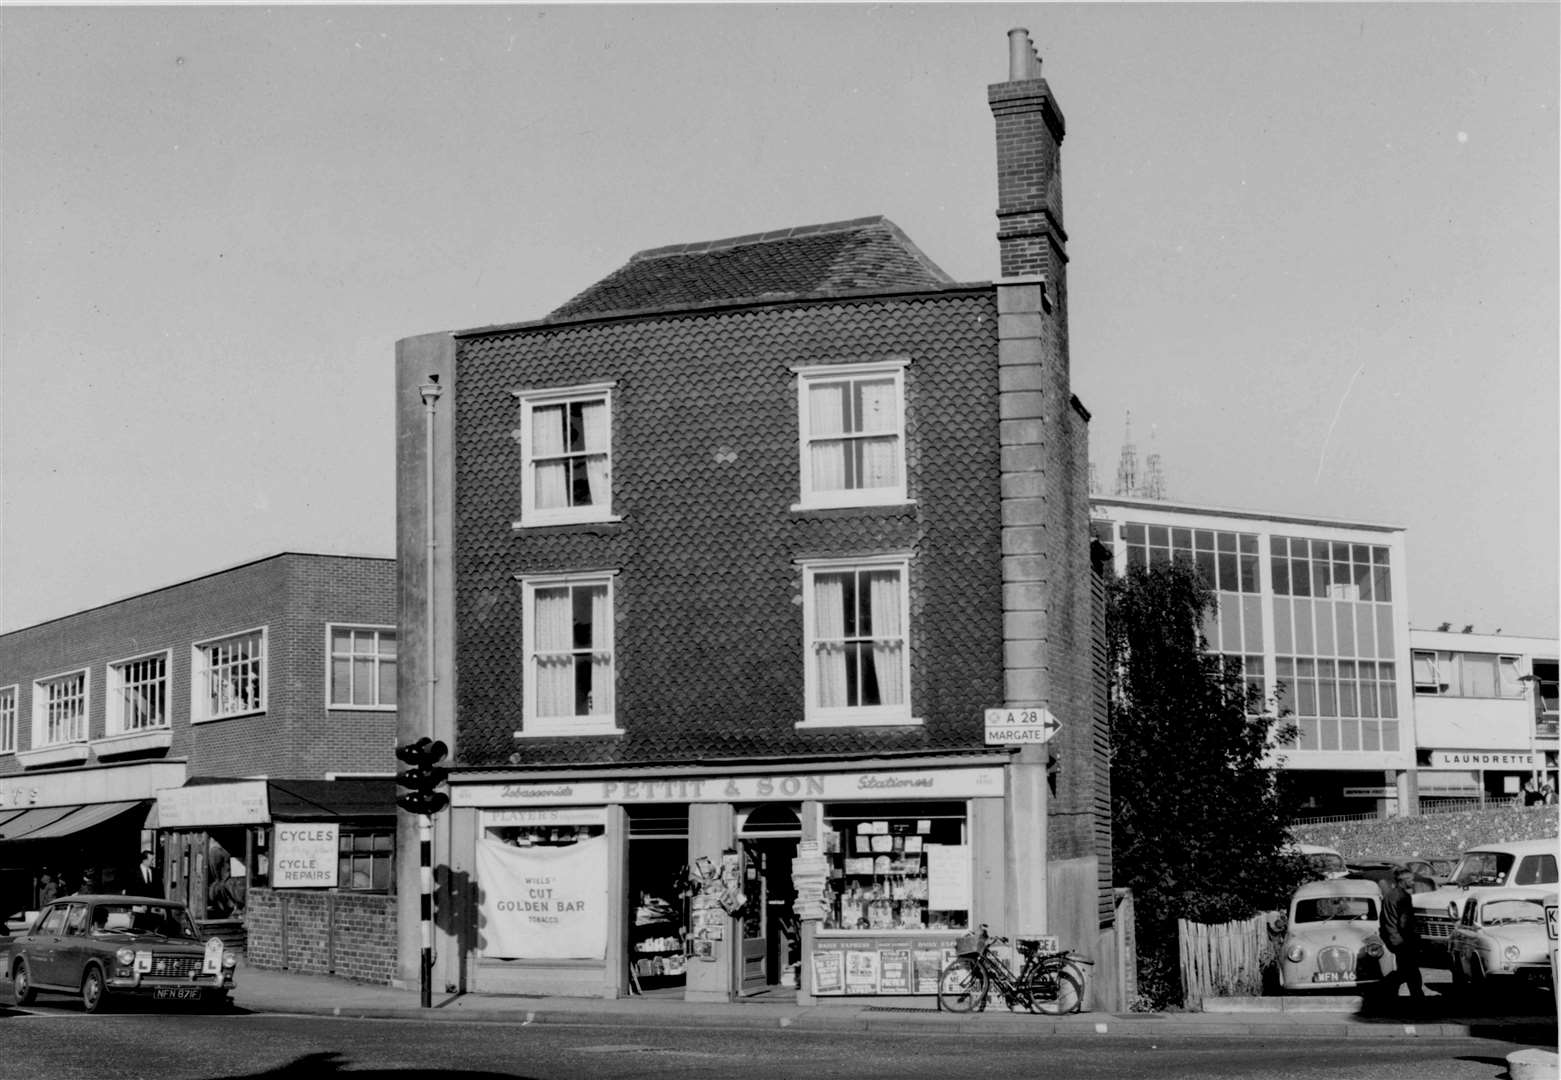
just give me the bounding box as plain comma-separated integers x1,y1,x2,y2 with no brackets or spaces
1353,856,1439,886
7,895,238,1012
1344,861,1436,895
1419,855,1460,887
1414,838,1560,968
1288,843,1349,880
1276,879,1395,992
1447,886,1556,993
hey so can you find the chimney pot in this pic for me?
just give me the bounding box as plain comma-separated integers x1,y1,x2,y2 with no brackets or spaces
1007,28,1036,81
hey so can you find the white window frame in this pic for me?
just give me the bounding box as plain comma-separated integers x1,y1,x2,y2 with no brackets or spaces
106,650,172,735
798,553,919,729
326,624,398,711
793,360,911,510
0,684,16,755
516,570,621,738
513,382,618,528
191,627,267,723
32,668,89,747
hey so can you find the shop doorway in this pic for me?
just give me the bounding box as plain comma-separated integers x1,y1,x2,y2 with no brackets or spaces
737,804,799,996
627,806,689,994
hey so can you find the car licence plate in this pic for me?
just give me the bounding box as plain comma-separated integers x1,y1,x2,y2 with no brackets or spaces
153,988,202,1001
1311,972,1343,983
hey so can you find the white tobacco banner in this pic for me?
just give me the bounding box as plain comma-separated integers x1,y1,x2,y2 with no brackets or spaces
477,834,607,959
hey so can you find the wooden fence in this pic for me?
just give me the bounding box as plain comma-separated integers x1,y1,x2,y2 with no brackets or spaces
1177,911,1280,1007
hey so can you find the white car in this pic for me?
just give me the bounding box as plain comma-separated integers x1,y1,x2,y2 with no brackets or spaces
1447,886,1556,993
1288,843,1349,880
1414,838,1560,968
1277,879,1395,992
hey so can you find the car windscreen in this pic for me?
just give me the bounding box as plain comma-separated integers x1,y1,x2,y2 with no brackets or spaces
1307,854,1346,875
1481,899,1546,926
1294,896,1377,923
1451,851,1514,887
91,903,201,939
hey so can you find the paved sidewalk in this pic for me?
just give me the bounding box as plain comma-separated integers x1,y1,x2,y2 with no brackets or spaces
229,961,1560,1041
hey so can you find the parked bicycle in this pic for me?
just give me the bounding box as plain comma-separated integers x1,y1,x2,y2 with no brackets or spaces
936,925,1090,1014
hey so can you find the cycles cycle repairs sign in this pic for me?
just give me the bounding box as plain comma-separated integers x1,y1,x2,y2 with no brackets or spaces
273,822,339,888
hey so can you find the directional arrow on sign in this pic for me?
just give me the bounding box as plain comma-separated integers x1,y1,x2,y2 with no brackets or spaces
983,707,1063,745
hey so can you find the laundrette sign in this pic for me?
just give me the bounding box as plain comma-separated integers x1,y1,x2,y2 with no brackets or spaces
453,767,1004,808
1428,750,1539,769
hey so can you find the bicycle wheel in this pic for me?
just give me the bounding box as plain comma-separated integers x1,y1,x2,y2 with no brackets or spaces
937,958,987,1013
1028,968,1084,1015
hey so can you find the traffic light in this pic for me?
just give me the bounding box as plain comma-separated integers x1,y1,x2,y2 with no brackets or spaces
396,737,449,816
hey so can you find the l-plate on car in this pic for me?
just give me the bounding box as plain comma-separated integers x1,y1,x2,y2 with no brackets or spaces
8,894,238,1012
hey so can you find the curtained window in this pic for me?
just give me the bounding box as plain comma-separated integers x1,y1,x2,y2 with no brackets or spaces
801,557,914,727
518,385,615,525
796,362,908,508
521,573,618,735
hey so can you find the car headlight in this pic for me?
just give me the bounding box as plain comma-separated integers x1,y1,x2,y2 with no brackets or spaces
222,953,238,968
1363,941,1384,958
1504,945,1521,962
116,948,135,966
1285,944,1305,963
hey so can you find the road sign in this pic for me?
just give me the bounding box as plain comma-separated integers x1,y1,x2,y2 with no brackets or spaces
984,707,1062,745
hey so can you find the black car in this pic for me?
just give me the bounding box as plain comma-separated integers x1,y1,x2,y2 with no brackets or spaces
8,894,237,1012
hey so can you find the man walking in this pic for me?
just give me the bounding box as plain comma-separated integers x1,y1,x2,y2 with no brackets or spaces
131,850,162,897
1379,865,1425,1009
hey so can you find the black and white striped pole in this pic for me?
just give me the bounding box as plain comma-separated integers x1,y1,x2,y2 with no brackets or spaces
396,737,449,1008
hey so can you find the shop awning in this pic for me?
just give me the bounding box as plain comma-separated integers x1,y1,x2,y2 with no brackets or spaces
0,801,148,842
267,779,395,821
1417,771,1482,795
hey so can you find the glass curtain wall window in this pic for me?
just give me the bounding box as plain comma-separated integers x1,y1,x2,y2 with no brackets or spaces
518,385,613,525
193,630,265,721
1271,538,1397,752
796,362,907,508
329,626,398,708
35,671,88,745
109,653,169,733
0,685,16,754
521,574,617,735
802,557,912,726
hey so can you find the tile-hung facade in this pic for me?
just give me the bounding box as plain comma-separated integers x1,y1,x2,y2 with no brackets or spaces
0,553,398,965
1089,496,1415,816
1409,629,1559,804
395,31,1121,1008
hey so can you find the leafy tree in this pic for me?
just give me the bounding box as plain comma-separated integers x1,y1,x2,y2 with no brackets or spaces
1106,560,1308,1008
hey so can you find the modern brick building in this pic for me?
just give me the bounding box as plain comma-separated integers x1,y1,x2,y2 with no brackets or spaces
0,552,398,968
395,30,1120,1008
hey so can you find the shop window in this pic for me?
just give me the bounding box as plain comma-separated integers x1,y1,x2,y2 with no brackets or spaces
478,810,610,961
795,361,908,509
820,802,969,932
338,829,394,891
327,625,397,709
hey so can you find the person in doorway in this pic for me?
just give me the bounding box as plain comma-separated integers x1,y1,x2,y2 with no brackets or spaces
1522,777,1542,806
1378,866,1426,1011
130,850,161,897
37,871,58,907
1541,776,1556,806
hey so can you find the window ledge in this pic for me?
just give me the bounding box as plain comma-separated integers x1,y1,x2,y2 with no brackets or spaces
91,728,173,758
512,515,624,533
795,717,924,730
15,742,91,769
513,726,624,739
790,500,916,516
190,709,265,725
326,704,397,713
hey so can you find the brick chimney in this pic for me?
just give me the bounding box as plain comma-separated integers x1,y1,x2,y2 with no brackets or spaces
988,28,1067,298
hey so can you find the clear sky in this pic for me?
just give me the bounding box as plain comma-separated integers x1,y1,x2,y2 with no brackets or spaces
2,3,1556,638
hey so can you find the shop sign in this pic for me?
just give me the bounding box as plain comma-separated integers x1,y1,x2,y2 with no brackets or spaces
476,834,608,960
272,823,339,888
1427,750,1539,770
480,807,606,828
0,785,40,809
455,766,1005,809
1342,786,1396,798
158,780,269,828
811,938,958,995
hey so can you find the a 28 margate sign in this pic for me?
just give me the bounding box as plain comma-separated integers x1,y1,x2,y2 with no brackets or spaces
453,767,1005,808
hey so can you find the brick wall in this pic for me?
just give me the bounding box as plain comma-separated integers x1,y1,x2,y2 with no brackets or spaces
246,886,399,984
1290,805,1558,861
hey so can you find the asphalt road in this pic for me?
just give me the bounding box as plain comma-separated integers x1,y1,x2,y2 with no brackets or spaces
0,1010,1546,1080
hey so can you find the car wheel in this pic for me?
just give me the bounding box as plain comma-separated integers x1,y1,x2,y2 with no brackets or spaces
80,965,110,1014
11,959,37,1006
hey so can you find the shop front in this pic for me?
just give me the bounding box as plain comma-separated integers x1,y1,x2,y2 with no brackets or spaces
0,761,184,925
449,755,1014,1003
1419,750,1556,806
